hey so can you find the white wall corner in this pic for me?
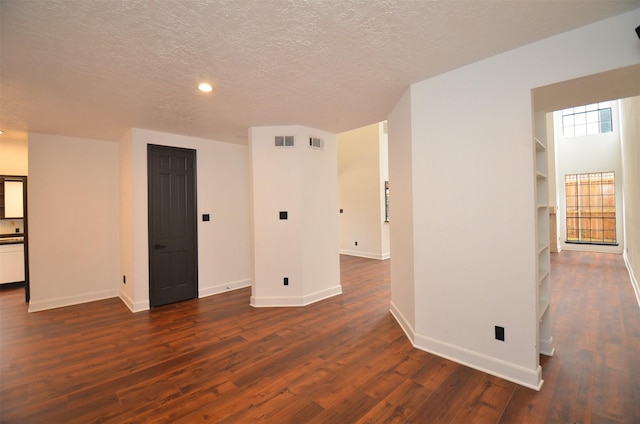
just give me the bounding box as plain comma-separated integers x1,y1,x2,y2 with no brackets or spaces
199,278,252,298
251,285,342,308
250,295,306,308
29,290,119,313
301,285,342,305
412,333,543,391
623,250,640,308
390,301,416,343
118,288,150,312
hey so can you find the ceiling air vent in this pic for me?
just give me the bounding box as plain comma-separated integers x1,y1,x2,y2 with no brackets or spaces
309,137,324,149
275,136,295,147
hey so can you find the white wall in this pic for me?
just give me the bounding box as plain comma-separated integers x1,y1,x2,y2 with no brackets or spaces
554,104,623,253
249,125,341,307
546,113,561,252
379,124,390,256
387,8,640,389
337,122,390,260
28,133,120,311
387,88,416,337
620,96,640,305
119,128,252,312
0,138,28,176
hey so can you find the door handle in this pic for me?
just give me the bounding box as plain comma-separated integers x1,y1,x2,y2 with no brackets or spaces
154,244,166,249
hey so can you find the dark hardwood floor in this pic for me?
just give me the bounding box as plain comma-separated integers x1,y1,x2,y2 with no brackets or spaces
1,252,638,423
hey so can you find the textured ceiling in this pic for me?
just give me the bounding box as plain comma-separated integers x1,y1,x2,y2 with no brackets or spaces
1,0,638,144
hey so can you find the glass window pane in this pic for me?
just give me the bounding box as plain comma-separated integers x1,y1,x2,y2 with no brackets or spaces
587,123,599,134
600,121,612,133
575,124,587,136
563,126,575,137
599,101,611,108
586,103,598,111
599,108,611,121
563,115,574,126
574,105,586,113
574,113,586,125
562,107,574,115
565,171,616,244
586,111,598,123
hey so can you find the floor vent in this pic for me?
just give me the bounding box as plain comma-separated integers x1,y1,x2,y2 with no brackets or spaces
275,136,295,147
309,137,324,149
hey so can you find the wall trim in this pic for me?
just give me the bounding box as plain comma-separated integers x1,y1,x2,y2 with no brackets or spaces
118,289,150,313
29,289,119,313
340,249,390,260
560,243,623,254
251,285,342,308
389,301,415,342
199,278,252,298
390,302,542,389
623,250,640,308
412,333,543,391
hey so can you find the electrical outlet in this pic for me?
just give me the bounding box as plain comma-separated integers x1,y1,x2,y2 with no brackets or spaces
495,326,505,341
284,277,289,286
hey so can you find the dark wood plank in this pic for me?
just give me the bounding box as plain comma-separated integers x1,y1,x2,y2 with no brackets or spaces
1,251,638,423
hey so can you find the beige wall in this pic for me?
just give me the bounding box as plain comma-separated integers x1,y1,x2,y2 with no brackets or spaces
28,133,120,311
337,122,390,259
249,125,340,307
388,8,639,389
0,138,28,175
119,128,253,312
620,96,640,303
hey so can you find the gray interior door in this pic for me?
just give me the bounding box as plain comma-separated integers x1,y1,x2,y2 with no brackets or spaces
148,144,198,307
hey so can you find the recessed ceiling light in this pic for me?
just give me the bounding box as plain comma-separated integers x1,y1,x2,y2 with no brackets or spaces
198,82,213,93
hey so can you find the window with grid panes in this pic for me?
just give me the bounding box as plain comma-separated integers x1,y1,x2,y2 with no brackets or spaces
565,172,616,244
562,102,612,137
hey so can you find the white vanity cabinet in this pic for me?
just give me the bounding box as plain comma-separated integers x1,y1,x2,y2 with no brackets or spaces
0,242,25,284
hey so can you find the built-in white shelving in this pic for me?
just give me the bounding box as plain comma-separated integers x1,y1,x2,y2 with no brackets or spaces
534,116,554,359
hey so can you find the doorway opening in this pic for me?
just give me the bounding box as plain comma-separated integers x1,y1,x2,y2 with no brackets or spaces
0,175,29,302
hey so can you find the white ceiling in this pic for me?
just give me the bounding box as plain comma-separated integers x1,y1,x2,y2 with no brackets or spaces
1,0,638,144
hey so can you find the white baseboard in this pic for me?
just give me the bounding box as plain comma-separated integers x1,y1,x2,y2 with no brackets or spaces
389,302,543,390
623,250,640,308
251,285,342,307
118,289,149,313
199,278,252,298
561,243,622,254
412,333,543,391
29,289,119,313
340,249,390,260
389,301,416,341
539,336,555,357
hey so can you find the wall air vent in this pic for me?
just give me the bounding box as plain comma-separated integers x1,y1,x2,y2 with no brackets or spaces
309,137,324,149
275,136,295,147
